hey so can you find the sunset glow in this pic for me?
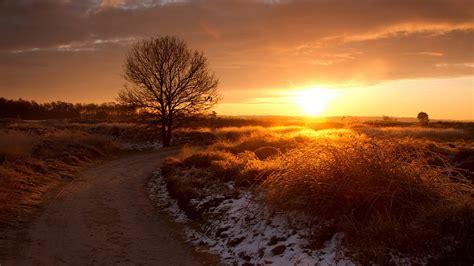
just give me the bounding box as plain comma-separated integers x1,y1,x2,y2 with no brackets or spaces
0,0,472,120
293,89,339,116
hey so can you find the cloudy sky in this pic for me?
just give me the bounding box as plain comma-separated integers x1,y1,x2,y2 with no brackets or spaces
0,0,472,119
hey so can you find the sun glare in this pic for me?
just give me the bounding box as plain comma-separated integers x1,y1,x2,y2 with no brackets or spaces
293,88,338,116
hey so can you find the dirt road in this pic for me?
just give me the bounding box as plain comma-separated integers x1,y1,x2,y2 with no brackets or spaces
4,149,210,265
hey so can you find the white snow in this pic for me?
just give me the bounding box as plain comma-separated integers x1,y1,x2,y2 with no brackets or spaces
147,170,190,223
147,170,354,265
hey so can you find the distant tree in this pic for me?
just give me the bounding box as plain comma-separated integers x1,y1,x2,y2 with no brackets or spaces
382,115,396,122
118,36,220,147
417,112,429,124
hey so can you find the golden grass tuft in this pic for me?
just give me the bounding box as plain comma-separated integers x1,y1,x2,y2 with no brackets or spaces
263,136,456,218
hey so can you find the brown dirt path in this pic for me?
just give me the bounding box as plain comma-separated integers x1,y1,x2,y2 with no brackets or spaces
3,149,213,265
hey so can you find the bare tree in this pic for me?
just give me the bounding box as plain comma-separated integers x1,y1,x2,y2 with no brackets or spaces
119,36,220,147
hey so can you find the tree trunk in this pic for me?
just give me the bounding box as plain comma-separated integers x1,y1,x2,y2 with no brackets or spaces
165,117,173,147
162,135,171,147
161,120,170,147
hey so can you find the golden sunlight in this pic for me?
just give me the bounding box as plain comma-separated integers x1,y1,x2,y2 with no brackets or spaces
293,88,339,116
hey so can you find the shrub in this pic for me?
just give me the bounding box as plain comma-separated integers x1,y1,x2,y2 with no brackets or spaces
161,157,184,177
182,151,229,168
417,112,430,124
254,146,281,160
165,169,205,217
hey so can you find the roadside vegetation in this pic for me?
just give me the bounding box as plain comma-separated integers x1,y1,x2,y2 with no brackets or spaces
0,119,170,233
0,123,118,230
160,122,474,264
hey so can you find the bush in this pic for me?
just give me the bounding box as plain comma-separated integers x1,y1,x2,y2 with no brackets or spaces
161,157,183,177
254,146,281,160
182,151,229,168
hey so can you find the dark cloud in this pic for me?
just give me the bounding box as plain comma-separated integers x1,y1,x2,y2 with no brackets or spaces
0,0,472,102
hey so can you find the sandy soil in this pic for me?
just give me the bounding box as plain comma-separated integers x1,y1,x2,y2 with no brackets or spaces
3,149,213,265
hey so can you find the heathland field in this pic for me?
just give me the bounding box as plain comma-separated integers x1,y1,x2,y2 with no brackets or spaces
159,119,473,264
1,118,473,264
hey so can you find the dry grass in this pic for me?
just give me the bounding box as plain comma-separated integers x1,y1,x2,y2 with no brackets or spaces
5,120,470,263
355,125,471,141
0,128,120,229
264,136,457,217
263,135,473,263
162,125,474,264
0,119,162,230
0,132,37,158
3,120,159,143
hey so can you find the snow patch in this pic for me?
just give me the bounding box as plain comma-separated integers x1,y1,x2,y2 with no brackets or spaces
148,170,354,265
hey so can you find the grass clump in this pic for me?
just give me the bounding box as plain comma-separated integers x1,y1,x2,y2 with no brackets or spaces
166,148,280,186
264,137,447,218
262,135,473,264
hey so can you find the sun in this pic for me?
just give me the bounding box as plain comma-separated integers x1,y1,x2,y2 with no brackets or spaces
294,88,338,116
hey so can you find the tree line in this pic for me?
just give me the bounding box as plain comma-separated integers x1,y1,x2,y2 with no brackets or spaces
0,97,135,120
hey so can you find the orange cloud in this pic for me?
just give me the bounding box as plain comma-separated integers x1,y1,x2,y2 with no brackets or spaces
200,22,221,39
344,22,474,42
0,0,473,105
100,0,124,7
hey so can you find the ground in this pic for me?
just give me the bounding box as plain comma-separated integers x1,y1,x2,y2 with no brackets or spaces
2,150,217,265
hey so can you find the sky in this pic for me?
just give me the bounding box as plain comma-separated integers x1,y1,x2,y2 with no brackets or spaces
0,0,473,120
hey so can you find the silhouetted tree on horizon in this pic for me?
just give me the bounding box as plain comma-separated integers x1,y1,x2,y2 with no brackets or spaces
118,36,220,147
417,112,429,124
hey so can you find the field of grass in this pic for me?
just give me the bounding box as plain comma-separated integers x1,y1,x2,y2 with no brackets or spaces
1,118,473,264
161,122,474,264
